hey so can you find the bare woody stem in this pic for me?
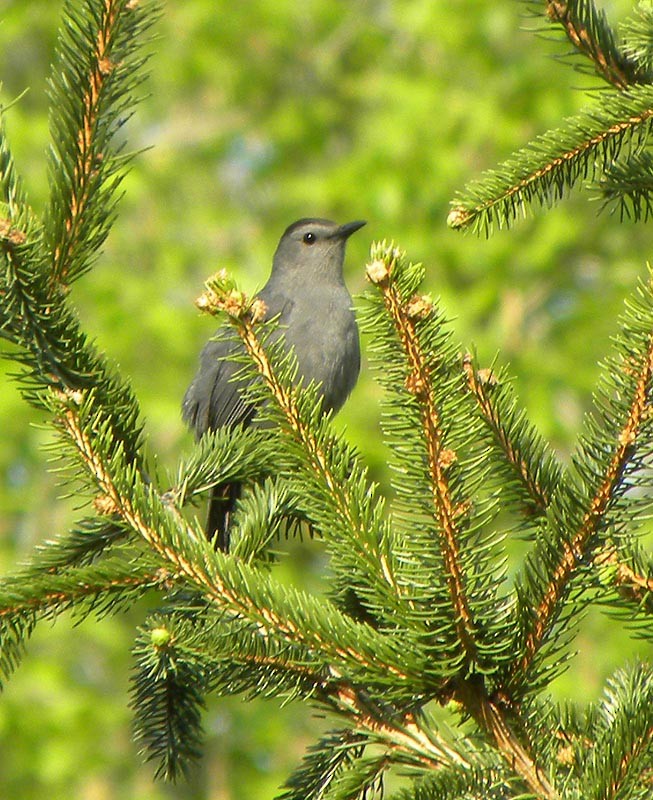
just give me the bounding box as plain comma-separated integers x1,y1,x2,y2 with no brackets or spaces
50,0,121,289
368,260,477,663
511,333,653,680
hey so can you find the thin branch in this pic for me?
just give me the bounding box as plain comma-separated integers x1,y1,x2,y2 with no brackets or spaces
53,391,418,691
49,0,121,289
543,0,645,89
463,354,556,516
449,77,653,237
0,566,165,618
594,546,653,612
511,332,653,680
366,251,477,663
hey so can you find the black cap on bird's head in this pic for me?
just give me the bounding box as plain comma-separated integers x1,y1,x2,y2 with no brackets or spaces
272,218,366,282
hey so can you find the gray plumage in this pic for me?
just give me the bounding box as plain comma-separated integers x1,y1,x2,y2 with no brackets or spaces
182,218,365,548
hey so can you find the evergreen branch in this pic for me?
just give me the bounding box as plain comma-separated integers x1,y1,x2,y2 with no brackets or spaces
0,558,164,621
27,516,130,571
278,730,367,800
595,545,653,615
230,477,298,563
598,150,653,223
365,245,477,664
389,761,508,800
541,0,646,89
510,322,653,683
194,274,419,636
581,663,653,799
462,353,563,518
45,0,158,288
0,611,35,689
448,84,653,234
0,110,26,210
621,4,653,76
0,205,145,466
455,681,558,800
51,389,428,697
132,621,206,781
0,557,164,684
173,425,275,504
322,754,388,800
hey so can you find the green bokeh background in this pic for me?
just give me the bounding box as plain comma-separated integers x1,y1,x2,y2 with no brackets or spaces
0,1,651,797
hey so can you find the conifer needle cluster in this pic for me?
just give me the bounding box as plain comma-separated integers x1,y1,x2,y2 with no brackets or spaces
0,2,651,799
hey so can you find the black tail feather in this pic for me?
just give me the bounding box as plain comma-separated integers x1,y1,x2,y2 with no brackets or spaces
206,482,240,551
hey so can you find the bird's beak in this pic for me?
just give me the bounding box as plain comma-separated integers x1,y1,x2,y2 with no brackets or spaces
334,220,367,239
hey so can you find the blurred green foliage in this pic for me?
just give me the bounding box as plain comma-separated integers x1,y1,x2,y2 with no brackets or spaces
0,0,649,797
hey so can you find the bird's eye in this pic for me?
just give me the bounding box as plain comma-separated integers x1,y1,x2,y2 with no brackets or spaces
303,232,316,245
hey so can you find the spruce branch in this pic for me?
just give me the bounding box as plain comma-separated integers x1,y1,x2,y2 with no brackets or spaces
539,0,647,89
594,545,653,617
598,150,653,222
0,199,145,467
462,353,564,518
194,273,422,638
0,558,165,625
45,0,158,289
621,3,653,77
0,555,165,685
277,730,367,800
365,244,477,664
50,387,430,699
0,111,26,210
509,285,653,687
448,84,653,234
389,762,509,800
580,663,653,799
26,516,130,571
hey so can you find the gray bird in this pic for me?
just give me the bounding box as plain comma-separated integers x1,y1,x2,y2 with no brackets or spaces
183,218,365,549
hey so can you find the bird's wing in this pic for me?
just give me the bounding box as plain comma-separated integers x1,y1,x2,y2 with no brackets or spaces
182,330,254,437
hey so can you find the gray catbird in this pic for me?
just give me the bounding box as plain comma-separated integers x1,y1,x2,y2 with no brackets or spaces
183,218,365,549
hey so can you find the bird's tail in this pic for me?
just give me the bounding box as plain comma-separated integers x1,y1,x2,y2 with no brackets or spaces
206,482,240,551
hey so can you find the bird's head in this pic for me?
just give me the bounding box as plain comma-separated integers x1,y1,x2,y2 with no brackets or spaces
271,218,366,283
